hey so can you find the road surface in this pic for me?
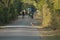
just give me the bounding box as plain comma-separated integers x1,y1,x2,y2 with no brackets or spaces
0,15,59,40
2,15,41,28
0,28,60,40
7,15,39,26
0,27,42,40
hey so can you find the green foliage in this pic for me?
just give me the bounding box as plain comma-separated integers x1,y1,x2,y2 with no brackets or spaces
54,0,60,9
14,0,23,15
0,0,18,25
33,0,45,10
46,0,60,29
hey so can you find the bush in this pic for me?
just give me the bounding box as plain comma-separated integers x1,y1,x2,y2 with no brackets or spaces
0,4,18,26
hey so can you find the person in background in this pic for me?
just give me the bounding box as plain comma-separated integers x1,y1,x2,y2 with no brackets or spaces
22,10,26,18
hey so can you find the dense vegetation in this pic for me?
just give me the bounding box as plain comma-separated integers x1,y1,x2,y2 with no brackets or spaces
0,0,18,25
34,0,60,30
46,0,60,30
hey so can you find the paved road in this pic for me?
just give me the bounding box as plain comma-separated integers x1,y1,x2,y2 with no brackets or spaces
0,28,60,40
0,28,42,40
0,36,41,40
0,15,42,40
7,15,37,26
1,15,59,40
2,15,41,28
0,28,40,36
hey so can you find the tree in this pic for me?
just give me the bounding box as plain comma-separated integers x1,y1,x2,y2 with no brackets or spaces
34,0,40,3
0,0,18,25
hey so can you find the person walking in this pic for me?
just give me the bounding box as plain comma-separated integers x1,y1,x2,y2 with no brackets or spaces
22,10,25,18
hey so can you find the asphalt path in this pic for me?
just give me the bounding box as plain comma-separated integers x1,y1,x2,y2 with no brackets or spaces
0,28,41,40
